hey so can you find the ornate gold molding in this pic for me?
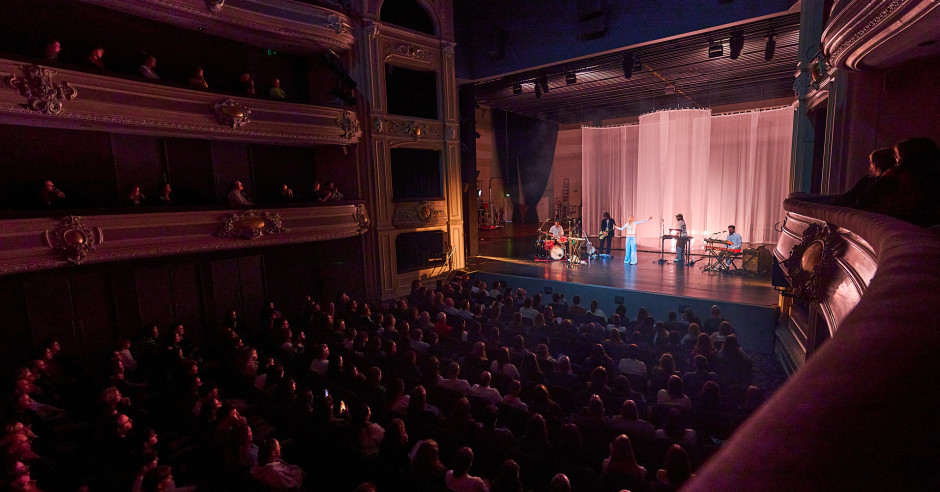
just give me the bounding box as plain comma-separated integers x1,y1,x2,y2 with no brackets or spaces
4,64,77,115
216,210,288,239
354,204,370,233
392,201,446,228
213,99,251,128
42,216,103,264
372,117,385,134
367,22,381,39
385,42,435,62
782,222,845,302
206,0,224,12
337,109,362,140
827,0,906,62
386,119,439,140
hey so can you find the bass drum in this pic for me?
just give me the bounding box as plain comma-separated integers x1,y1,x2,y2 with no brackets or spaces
550,245,565,260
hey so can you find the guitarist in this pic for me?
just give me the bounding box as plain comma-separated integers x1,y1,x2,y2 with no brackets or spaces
599,212,615,258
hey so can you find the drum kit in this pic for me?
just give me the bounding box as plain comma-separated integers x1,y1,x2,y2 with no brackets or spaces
534,218,590,266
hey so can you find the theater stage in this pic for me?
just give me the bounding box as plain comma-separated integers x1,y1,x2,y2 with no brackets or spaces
466,223,780,354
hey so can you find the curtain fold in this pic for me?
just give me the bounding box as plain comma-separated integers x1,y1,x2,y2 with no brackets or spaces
494,109,559,223
581,106,794,246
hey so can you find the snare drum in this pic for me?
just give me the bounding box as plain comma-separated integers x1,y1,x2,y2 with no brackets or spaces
550,245,565,260
544,240,555,250
558,236,568,244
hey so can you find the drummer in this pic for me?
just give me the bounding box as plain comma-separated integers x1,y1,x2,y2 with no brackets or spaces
549,220,565,241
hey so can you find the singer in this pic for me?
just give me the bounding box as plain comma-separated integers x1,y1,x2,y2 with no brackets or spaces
614,215,652,265
39,180,67,208
126,185,145,207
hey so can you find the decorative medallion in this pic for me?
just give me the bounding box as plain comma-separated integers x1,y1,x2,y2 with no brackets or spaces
417,201,433,224
213,99,251,128
386,43,434,62
373,117,385,134
782,222,844,302
4,64,77,115
206,0,224,12
216,210,288,240
42,216,102,265
354,204,370,233
446,125,458,141
366,22,381,39
387,120,440,140
443,43,456,58
336,110,361,140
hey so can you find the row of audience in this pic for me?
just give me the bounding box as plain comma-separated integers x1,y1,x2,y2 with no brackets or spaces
1,276,768,491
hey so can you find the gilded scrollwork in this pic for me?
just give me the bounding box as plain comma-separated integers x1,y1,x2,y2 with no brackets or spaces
206,0,224,12
325,13,347,34
386,120,440,140
386,43,434,62
354,204,370,233
5,64,77,115
367,22,381,39
216,210,288,239
43,216,102,265
373,117,385,134
212,99,251,128
337,110,362,140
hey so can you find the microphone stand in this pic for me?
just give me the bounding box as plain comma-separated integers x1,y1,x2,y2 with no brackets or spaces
656,218,667,264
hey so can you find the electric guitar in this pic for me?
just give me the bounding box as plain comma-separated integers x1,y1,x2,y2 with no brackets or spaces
599,229,610,240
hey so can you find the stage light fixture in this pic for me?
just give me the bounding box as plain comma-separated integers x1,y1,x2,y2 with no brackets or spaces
708,39,723,58
765,31,776,61
538,75,550,93
729,31,744,59
565,72,577,85
512,83,522,95
623,52,634,79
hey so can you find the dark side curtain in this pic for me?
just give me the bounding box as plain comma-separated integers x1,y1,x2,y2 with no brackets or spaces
493,109,559,223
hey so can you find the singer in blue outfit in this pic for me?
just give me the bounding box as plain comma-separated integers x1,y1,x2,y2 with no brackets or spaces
615,215,652,264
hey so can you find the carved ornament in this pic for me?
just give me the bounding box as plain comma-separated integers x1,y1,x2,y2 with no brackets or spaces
828,0,906,62
213,99,251,128
42,216,102,265
216,210,288,239
782,222,844,302
206,0,224,12
386,43,434,62
387,120,439,140
373,117,385,134
392,201,446,228
442,43,456,57
337,110,362,140
325,13,348,34
367,22,381,39
4,64,77,115
354,204,370,233
446,125,458,141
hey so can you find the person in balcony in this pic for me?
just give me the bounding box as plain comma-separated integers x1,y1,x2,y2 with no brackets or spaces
125,185,145,207
324,181,344,201
139,56,159,80
269,78,287,99
156,183,173,207
85,46,105,69
41,39,61,61
188,67,208,89
38,180,66,208
277,184,295,203
227,180,253,206
239,73,255,95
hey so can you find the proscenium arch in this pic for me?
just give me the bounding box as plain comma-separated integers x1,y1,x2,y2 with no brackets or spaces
378,0,437,36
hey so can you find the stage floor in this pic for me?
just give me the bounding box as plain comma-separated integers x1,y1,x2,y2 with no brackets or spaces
473,223,778,307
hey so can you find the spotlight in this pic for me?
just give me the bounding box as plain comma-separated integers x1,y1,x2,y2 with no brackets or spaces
623,52,634,79
729,31,744,59
538,75,549,93
765,31,776,61
565,72,577,85
708,40,723,58
534,81,542,99
512,83,522,95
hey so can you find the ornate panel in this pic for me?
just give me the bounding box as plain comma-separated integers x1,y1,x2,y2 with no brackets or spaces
822,0,940,70
0,204,368,275
391,201,447,228
0,59,361,145
76,0,355,52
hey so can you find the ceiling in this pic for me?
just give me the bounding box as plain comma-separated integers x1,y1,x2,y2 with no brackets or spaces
470,12,801,124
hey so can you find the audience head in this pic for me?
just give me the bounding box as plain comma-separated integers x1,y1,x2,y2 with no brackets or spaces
869,148,896,175
549,473,571,492
664,444,692,486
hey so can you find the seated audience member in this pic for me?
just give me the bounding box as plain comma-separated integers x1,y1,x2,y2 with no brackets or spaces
277,184,295,203
547,356,579,387
657,375,692,411
239,73,255,95
618,343,647,377
409,439,447,491
139,56,160,79
490,347,520,380
250,438,305,490
324,181,344,201
518,414,551,454
155,183,172,207
440,362,471,394
42,39,61,60
86,46,105,68
378,418,410,471
227,180,254,206
650,353,680,394
650,444,694,492
269,78,287,99
611,399,655,442
600,434,647,492
468,371,502,405
38,180,67,208
188,67,208,89
701,305,725,335
859,137,940,226
549,473,571,492
125,185,145,207
568,296,586,316
709,321,733,347
490,459,523,492
682,355,719,403
502,379,528,412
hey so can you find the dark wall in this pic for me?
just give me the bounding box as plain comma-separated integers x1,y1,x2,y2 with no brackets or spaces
0,236,366,373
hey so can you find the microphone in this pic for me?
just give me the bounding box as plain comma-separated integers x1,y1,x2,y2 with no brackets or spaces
53,188,65,198
138,193,146,200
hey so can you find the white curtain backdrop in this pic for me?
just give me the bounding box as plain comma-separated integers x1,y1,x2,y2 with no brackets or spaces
581,106,794,247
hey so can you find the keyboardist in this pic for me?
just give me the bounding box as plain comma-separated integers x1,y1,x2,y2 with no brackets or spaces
721,224,743,268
